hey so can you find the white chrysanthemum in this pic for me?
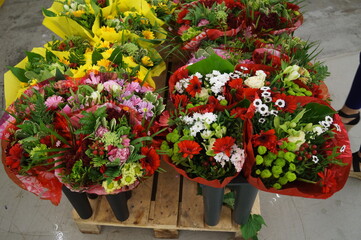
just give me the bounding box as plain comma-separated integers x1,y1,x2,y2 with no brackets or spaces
313,126,324,135
275,99,285,108
201,130,213,140
202,112,217,124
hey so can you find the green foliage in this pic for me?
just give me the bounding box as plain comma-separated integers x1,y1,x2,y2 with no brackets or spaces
75,106,107,135
241,214,266,240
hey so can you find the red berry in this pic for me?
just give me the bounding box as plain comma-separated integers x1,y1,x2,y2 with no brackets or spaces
299,147,305,151
305,154,312,159
297,156,303,161
99,151,105,155
312,150,317,155
93,150,98,155
312,145,317,149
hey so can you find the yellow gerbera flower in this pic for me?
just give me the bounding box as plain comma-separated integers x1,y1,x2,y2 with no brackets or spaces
97,59,112,69
59,58,70,65
98,40,111,49
102,48,114,59
101,26,116,33
72,10,85,18
141,56,154,67
142,30,155,40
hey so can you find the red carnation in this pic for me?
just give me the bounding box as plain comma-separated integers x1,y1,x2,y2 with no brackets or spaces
212,136,236,157
140,147,160,176
252,129,278,153
186,76,202,97
178,140,202,159
5,143,23,171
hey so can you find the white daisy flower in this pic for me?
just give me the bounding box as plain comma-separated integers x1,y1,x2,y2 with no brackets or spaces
333,123,341,132
259,118,266,124
325,116,333,124
340,145,346,152
258,104,269,115
261,86,271,91
253,99,263,107
261,91,271,98
275,99,285,108
270,110,279,116
264,96,272,103
312,155,319,163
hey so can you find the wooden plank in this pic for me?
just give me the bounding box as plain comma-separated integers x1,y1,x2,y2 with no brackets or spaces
153,229,179,239
75,222,101,234
152,162,181,228
179,178,205,229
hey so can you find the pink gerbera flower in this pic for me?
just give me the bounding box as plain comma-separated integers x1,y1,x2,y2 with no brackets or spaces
45,95,64,110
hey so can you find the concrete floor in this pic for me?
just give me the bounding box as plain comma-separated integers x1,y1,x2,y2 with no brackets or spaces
1,0,361,239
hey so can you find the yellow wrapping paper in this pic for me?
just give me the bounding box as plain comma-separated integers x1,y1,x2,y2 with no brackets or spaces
4,48,69,107
0,0,4,7
42,1,95,42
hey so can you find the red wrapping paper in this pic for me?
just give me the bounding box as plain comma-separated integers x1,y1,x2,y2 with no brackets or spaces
162,155,239,188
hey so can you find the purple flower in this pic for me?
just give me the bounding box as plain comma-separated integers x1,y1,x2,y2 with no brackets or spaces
125,82,141,93
137,101,154,119
108,147,130,163
95,126,109,138
122,95,143,110
45,95,64,110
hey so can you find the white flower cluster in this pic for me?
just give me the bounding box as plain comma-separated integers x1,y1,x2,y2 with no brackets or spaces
181,112,218,137
174,70,247,100
313,115,334,135
214,145,245,172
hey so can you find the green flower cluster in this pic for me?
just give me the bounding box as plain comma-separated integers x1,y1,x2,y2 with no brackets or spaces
254,142,298,190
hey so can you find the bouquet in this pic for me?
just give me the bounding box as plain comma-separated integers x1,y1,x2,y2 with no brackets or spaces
42,0,97,41
1,72,165,203
92,0,166,48
161,55,250,187
174,0,244,50
242,89,351,198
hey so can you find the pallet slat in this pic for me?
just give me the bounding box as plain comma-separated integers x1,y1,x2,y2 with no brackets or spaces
72,164,261,238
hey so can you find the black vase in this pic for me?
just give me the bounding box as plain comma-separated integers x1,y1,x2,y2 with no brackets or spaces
105,191,130,221
228,175,259,225
200,184,225,226
62,185,93,219
86,193,98,199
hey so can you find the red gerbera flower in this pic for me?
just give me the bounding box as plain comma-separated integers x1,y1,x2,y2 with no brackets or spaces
5,143,23,171
252,129,278,153
177,9,190,24
228,78,244,90
212,136,236,157
273,93,299,113
173,94,189,108
186,76,202,97
178,140,202,159
318,169,337,194
140,147,160,176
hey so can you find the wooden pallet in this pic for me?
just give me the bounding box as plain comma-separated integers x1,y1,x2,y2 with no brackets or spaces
72,163,261,239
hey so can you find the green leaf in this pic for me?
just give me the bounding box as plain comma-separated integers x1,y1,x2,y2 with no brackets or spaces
92,50,103,65
26,52,43,63
7,66,28,82
45,50,57,62
241,214,266,240
90,0,101,15
223,191,235,209
301,103,336,123
186,53,234,76
55,68,65,81
42,8,57,17
108,46,123,65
